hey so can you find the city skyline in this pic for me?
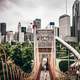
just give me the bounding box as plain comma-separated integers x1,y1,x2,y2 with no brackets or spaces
0,0,75,32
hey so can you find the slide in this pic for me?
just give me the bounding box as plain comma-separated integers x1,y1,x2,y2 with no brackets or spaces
55,36,80,59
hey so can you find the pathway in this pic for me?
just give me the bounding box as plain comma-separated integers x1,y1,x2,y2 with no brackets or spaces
40,71,51,80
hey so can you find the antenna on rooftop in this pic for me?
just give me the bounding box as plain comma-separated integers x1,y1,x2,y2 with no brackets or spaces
66,0,68,14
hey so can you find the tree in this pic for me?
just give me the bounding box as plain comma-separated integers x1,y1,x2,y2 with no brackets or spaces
3,43,11,58
22,47,33,73
11,45,23,67
1,41,34,73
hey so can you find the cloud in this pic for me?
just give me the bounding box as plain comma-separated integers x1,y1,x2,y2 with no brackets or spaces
0,0,75,11
0,0,13,11
41,0,65,9
10,0,38,9
7,0,64,11
0,0,75,31
0,0,6,10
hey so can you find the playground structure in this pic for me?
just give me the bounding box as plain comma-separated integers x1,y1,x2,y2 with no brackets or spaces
31,23,80,80
0,23,80,80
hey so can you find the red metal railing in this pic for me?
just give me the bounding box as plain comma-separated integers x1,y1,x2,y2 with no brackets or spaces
33,63,41,80
33,61,56,80
48,62,56,80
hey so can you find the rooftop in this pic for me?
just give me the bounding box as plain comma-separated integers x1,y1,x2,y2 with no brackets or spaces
59,14,70,19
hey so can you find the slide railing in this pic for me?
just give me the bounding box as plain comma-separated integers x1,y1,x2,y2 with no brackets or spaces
48,60,55,80
55,36,80,59
33,63,41,80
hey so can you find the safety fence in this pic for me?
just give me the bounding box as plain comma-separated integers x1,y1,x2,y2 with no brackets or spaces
0,60,31,80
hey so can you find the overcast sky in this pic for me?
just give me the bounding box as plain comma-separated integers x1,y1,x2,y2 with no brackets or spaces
0,0,75,31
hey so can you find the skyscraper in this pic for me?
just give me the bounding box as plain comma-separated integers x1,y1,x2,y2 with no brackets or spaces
14,32,18,42
0,23,6,35
34,19,41,29
18,22,21,32
0,23,6,42
72,0,80,42
6,31,14,43
59,14,70,40
21,27,26,33
18,22,24,43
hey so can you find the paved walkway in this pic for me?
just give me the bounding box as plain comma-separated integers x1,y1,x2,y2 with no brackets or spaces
40,71,51,80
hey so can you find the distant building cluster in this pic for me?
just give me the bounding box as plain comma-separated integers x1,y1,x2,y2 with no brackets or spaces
0,18,41,43
57,0,80,43
0,0,80,44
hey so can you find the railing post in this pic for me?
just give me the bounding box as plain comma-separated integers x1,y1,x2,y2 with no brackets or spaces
1,59,6,80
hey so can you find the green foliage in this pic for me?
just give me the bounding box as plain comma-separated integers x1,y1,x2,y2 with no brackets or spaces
59,60,74,72
56,40,68,58
75,43,80,53
59,61,68,72
0,41,34,73
22,47,33,73
10,42,34,73
11,47,23,67
3,43,12,57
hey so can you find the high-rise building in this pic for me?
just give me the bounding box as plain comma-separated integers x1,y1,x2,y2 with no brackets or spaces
21,27,26,33
27,26,33,33
0,33,1,43
34,19,41,29
24,32,33,42
19,32,24,43
0,23,6,43
59,14,70,40
6,31,14,43
14,32,18,42
18,22,24,43
0,23,6,35
18,22,21,33
72,0,80,42
55,27,59,37
0,24,1,43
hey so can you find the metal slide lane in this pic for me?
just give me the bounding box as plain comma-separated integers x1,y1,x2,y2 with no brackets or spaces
55,36,80,59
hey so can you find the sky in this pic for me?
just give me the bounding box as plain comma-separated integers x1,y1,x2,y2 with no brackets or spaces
0,0,75,32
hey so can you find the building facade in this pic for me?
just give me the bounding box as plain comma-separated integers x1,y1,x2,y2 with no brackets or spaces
72,0,80,42
0,23,6,35
18,22,25,43
0,23,6,43
59,14,71,40
34,19,41,29
21,27,26,33
19,32,24,43
55,27,59,37
24,32,33,42
6,31,14,43
14,32,18,42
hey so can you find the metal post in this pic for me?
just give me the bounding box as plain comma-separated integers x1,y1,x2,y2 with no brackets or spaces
1,59,6,80
9,64,13,80
6,63,9,80
0,44,9,80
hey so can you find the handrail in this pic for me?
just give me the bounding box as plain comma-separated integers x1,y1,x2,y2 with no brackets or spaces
33,63,41,80
48,61,55,80
55,36,80,59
